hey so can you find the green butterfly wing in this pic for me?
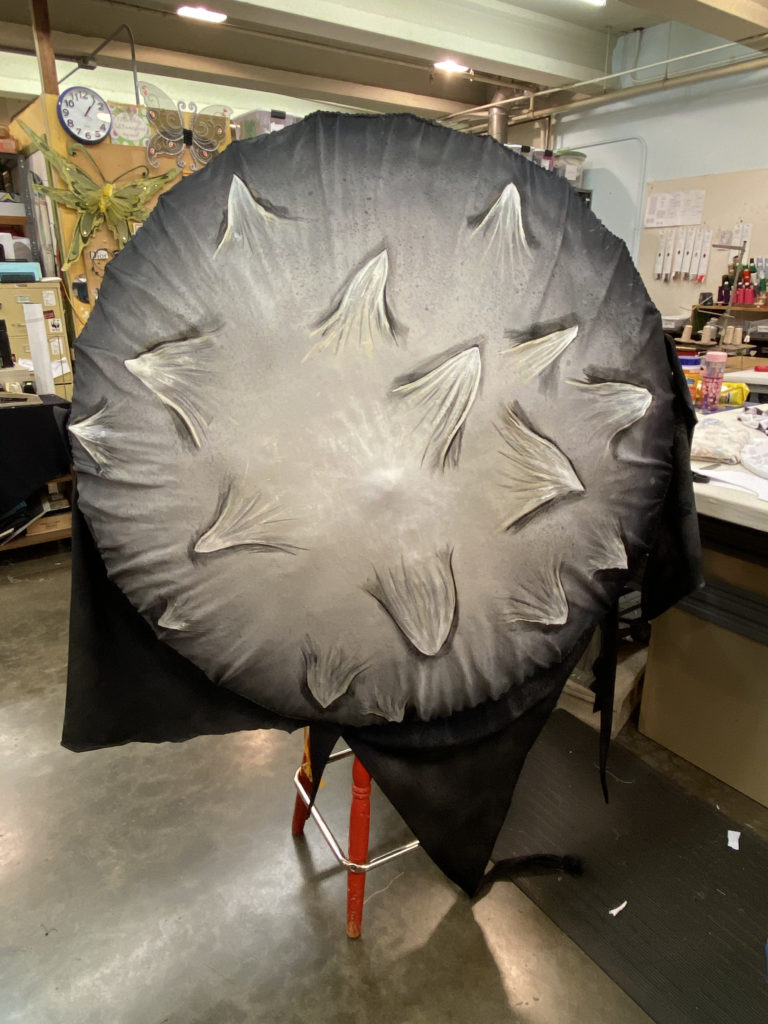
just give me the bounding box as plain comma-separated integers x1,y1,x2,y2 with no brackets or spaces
19,122,101,200
19,122,181,264
111,167,181,220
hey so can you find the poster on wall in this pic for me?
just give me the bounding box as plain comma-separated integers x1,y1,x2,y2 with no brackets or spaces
108,103,151,147
644,189,705,228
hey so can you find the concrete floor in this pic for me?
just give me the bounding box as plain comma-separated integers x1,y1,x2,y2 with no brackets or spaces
1,546,764,1024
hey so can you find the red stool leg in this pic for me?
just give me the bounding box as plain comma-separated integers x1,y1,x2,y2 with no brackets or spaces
291,728,312,837
346,756,371,939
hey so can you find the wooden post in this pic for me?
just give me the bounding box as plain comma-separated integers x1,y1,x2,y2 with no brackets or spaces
346,757,371,939
29,0,59,97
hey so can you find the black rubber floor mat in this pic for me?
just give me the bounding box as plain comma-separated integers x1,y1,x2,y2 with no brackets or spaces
492,710,768,1024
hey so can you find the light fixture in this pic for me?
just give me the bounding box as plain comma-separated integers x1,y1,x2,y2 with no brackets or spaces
176,5,228,23
578,0,607,6
434,59,470,74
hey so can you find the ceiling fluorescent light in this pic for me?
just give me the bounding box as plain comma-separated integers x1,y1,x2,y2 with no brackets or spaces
177,5,228,23
434,59,470,73
579,0,607,6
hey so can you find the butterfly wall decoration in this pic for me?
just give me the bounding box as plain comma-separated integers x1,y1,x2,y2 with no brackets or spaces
20,122,180,270
139,81,232,172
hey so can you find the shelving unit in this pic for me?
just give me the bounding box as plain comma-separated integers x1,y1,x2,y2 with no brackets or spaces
2,510,71,550
691,303,768,333
1,473,72,552
0,153,42,265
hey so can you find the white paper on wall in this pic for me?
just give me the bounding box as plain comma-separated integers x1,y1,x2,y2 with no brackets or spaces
671,229,685,279
661,230,675,281
696,229,713,283
680,226,696,279
23,302,55,395
51,357,70,378
681,190,705,225
689,227,704,281
644,193,668,228
653,231,666,279
644,189,706,228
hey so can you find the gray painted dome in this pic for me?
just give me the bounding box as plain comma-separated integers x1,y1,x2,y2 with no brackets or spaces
70,113,673,727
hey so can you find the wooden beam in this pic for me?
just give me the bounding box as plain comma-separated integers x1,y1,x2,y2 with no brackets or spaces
29,0,59,97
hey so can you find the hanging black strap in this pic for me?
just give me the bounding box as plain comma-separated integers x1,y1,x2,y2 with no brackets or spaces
592,601,619,804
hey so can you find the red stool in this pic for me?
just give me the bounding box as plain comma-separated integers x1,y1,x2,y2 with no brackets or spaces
291,730,419,938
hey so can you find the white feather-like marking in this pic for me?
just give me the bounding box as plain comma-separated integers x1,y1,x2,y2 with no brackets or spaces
393,347,481,470
367,549,456,657
497,405,584,530
567,380,652,443
68,403,122,475
357,684,408,723
157,598,191,632
503,561,568,626
503,325,578,385
583,518,628,575
303,638,365,709
214,175,279,258
195,486,298,554
473,181,531,263
306,250,396,359
125,335,215,448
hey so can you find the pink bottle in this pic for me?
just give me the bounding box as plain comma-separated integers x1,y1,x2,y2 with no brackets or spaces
698,350,728,411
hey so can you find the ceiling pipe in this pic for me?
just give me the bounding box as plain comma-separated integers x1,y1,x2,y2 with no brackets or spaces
462,50,768,133
442,30,768,124
487,90,509,143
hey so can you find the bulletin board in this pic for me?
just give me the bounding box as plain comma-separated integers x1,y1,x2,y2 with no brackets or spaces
637,169,768,318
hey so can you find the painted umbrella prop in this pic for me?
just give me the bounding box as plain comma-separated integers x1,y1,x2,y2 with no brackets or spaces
63,114,700,893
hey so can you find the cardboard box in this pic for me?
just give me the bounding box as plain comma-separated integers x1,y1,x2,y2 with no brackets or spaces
640,549,768,808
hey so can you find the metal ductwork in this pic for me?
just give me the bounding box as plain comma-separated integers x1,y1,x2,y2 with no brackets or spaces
445,34,768,133
487,91,508,143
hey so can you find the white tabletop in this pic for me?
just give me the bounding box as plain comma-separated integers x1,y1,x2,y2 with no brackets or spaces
693,470,768,532
691,404,768,533
723,370,768,386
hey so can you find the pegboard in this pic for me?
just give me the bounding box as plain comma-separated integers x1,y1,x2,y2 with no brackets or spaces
638,168,768,317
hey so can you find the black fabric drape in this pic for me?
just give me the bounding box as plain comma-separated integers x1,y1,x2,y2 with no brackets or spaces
641,335,702,620
63,498,287,752
0,396,71,515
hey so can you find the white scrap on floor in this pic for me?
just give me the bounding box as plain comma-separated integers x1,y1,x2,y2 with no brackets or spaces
727,830,741,851
609,900,628,917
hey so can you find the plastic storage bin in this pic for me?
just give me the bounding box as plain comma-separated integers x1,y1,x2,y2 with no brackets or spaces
554,150,586,187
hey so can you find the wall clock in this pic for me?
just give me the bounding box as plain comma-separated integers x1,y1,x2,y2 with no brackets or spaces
56,86,112,145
